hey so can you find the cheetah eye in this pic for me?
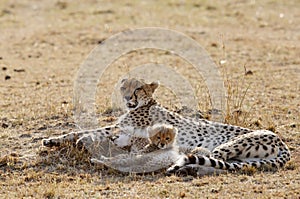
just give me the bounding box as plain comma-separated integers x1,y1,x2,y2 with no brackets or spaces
157,136,160,140
134,87,142,94
166,137,170,140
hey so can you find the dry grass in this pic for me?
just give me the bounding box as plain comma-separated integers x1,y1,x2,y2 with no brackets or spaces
1,0,300,198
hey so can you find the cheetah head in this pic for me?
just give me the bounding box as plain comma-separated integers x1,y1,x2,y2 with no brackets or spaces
147,124,177,149
120,78,159,110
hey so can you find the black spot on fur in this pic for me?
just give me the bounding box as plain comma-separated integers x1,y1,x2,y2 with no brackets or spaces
246,152,251,158
265,153,269,158
225,162,231,169
268,135,275,140
210,159,216,167
279,161,284,167
245,146,252,151
169,115,175,120
198,156,205,165
188,154,197,164
251,162,257,167
262,145,268,150
218,161,224,169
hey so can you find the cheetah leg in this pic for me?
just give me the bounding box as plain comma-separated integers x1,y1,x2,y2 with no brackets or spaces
212,130,282,162
91,149,183,173
42,125,117,151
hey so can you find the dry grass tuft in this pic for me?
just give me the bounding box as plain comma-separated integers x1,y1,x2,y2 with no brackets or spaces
0,153,19,168
238,166,258,176
37,144,94,170
284,160,297,171
43,189,55,199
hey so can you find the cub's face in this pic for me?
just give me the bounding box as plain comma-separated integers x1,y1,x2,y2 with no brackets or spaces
120,78,159,110
148,125,177,149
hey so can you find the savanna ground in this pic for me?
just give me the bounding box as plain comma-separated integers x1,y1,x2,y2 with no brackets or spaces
0,0,299,198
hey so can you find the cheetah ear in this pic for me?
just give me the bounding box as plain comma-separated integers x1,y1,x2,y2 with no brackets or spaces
149,81,159,92
147,126,159,138
146,126,153,137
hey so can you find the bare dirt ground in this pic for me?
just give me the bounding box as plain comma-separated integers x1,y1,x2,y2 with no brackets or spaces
0,0,299,198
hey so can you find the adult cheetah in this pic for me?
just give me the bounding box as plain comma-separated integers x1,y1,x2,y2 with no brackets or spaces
43,78,290,175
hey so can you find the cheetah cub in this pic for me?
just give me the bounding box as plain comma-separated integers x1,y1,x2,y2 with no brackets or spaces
141,124,178,153
91,124,180,173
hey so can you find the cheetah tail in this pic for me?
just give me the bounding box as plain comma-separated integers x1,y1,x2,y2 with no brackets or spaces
167,146,291,174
